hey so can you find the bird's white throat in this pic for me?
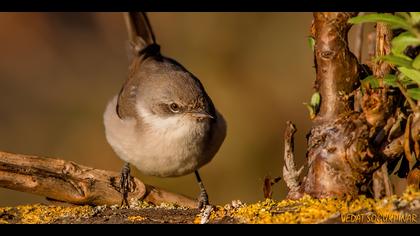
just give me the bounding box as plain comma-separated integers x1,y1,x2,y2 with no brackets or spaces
136,103,203,139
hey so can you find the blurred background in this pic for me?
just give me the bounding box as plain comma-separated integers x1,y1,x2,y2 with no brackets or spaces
0,13,379,206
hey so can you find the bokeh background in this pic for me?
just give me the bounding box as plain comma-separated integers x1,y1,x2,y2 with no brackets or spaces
0,13,384,206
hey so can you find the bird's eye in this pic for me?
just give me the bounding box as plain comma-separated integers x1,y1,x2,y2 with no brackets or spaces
169,103,180,113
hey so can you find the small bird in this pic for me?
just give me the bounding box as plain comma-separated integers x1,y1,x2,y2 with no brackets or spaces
103,12,227,209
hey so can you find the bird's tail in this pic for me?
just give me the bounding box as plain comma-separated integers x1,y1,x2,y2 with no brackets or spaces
123,12,157,55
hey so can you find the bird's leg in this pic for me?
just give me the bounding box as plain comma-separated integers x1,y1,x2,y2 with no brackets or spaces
194,171,209,209
119,162,132,207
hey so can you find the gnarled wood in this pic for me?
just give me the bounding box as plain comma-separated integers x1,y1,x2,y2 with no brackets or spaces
282,121,303,199
0,151,198,208
301,12,376,198
295,13,419,199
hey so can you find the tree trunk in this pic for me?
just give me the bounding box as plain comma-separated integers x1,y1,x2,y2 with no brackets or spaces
283,12,420,199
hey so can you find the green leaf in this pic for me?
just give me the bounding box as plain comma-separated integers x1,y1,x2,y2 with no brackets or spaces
413,54,420,70
399,67,420,85
362,75,380,88
348,13,411,30
310,92,321,108
391,32,420,56
308,36,315,52
407,88,420,100
377,55,412,68
303,103,316,120
399,74,418,86
383,74,398,87
396,12,411,21
410,12,420,24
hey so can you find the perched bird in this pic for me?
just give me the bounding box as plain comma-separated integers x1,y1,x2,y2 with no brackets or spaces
103,12,227,209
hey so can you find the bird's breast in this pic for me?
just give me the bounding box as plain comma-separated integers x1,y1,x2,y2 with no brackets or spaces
104,96,225,178
132,113,212,177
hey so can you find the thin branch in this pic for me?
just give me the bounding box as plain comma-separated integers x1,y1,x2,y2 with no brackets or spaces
263,175,282,199
0,151,198,208
282,121,303,199
404,114,415,166
369,22,395,198
382,164,393,196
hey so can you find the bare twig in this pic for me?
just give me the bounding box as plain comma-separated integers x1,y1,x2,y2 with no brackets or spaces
0,151,198,208
263,175,282,199
368,21,395,198
373,22,392,79
404,114,415,167
382,164,393,196
282,121,303,199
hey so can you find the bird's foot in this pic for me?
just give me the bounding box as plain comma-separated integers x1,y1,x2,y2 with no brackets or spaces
198,188,210,210
119,162,132,208
195,171,211,210
199,204,214,224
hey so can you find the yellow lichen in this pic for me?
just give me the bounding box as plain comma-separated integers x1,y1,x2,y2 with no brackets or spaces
1,187,419,224
0,204,95,224
127,215,146,222
203,187,420,224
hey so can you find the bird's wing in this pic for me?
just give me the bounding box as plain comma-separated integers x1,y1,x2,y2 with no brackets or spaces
116,70,142,119
117,12,156,120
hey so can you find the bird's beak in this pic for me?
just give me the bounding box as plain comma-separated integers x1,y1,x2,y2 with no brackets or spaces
189,111,215,120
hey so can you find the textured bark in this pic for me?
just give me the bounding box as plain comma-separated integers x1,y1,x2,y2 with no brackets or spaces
303,112,377,198
407,113,420,188
363,22,394,127
283,13,420,199
0,151,198,208
298,12,379,198
282,121,303,199
368,22,394,198
312,12,360,123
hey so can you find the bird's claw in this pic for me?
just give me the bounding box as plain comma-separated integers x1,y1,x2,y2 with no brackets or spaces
198,189,210,210
119,163,132,208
